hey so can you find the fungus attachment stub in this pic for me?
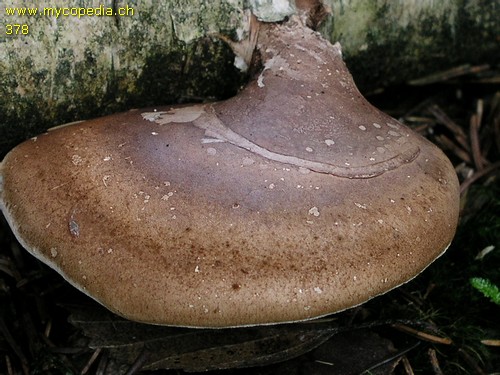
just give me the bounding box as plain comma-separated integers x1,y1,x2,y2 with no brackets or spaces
0,21,459,328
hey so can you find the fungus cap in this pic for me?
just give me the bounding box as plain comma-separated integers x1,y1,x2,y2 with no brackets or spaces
0,21,459,327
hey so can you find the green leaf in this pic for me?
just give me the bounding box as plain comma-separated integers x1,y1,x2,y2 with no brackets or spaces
470,277,500,305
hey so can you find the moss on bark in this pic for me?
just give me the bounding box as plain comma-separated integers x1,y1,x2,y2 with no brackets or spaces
320,0,499,90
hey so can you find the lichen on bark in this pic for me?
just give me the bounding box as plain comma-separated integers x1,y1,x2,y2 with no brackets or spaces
0,0,250,156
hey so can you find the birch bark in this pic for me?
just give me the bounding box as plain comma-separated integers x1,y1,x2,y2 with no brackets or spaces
0,0,497,155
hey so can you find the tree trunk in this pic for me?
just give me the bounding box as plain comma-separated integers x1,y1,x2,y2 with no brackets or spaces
319,0,499,90
1,0,497,156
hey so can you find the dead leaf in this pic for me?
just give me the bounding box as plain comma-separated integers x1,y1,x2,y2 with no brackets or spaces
68,305,338,372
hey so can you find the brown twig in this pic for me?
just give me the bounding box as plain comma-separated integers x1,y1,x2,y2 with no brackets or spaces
460,161,500,195
361,341,420,374
458,348,486,375
392,323,453,345
491,92,500,152
409,64,490,85
81,348,102,375
124,350,150,375
400,356,415,375
481,339,500,347
5,355,13,375
470,100,485,170
428,104,470,151
428,348,444,375
0,316,29,373
95,350,109,375
435,134,471,163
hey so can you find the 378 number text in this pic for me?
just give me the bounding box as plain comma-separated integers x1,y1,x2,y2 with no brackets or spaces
6,24,29,35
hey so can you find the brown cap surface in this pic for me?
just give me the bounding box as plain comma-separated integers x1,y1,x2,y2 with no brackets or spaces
0,21,460,327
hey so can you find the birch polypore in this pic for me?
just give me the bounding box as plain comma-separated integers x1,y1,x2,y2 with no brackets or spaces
0,20,459,327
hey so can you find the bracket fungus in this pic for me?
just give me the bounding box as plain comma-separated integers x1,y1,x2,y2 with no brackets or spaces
0,19,459,328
